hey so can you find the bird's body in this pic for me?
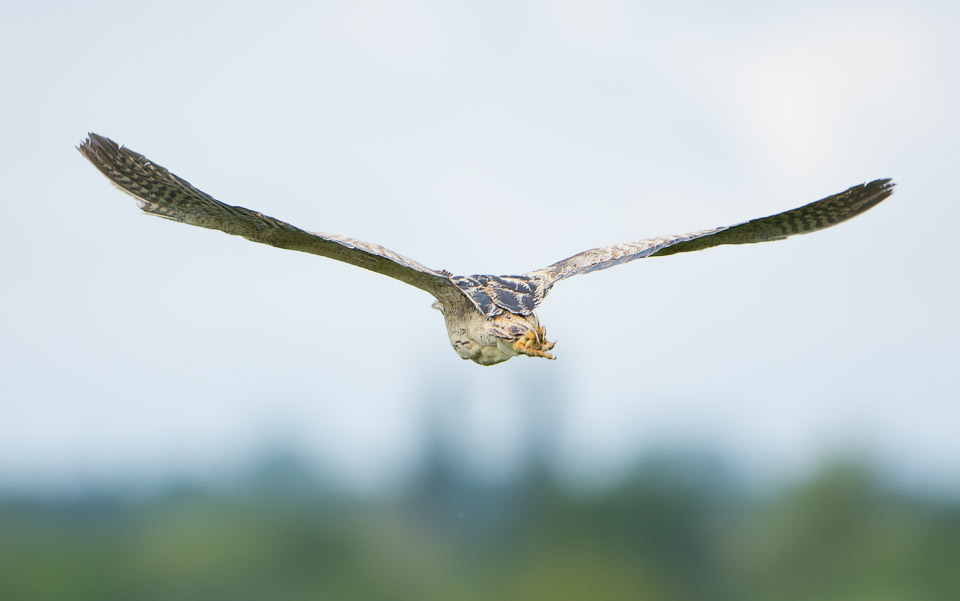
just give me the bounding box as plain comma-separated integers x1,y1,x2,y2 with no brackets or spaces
438,294,550,365
78,134,894,365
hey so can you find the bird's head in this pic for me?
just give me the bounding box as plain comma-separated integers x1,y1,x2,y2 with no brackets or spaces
432,298,514,365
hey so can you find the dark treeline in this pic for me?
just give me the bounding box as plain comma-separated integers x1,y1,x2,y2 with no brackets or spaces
1,449,958,601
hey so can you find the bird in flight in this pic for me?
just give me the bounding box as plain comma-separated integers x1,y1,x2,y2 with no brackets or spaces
79,134,893,365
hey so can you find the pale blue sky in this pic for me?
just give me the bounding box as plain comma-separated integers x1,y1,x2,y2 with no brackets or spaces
1,1,957,495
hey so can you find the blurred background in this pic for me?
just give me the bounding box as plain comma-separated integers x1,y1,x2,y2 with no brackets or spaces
1,1,958,599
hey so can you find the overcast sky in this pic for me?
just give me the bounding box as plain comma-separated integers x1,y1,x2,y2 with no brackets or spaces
1,1,957,495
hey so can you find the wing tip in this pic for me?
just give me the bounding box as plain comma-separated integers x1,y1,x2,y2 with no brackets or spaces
866,177,895,194
77,132,117,156
850,177,895,215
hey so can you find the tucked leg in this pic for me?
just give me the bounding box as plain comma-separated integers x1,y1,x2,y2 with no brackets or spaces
512,326,557,360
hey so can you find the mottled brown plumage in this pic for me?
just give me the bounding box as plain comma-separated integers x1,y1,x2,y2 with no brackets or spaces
79,133,894,365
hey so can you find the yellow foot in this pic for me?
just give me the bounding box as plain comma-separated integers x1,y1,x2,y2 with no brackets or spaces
512,326,557,360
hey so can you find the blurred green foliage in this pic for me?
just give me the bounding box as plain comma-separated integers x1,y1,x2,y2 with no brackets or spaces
1,455,958,601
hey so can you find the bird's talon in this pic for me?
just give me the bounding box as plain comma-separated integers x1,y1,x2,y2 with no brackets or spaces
512,327,557,360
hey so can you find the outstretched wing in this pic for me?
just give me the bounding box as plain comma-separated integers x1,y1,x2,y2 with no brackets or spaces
78,133,458,298
456,179,894,316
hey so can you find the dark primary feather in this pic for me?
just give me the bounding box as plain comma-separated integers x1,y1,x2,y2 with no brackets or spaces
78,133,457,297
650,179,894,257
527,179,894,289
